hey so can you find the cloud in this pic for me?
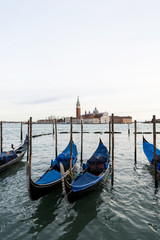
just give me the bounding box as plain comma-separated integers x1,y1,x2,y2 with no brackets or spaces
14,95,72,105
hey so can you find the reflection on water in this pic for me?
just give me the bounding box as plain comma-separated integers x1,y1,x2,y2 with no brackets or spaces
29,189,61,237
0,123,160,240
58,188,102,240
0,161,26,180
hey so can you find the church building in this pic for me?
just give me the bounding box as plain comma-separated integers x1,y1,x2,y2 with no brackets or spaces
65,97,110,124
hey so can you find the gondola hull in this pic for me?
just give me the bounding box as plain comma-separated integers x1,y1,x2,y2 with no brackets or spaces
28,140,78,200
29,166,77,200
63,168,109,203
0,152,25,173
29,177,62,200
61,139,110,203
0,136,28,174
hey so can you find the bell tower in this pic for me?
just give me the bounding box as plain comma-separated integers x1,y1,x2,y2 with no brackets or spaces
76,96,81,118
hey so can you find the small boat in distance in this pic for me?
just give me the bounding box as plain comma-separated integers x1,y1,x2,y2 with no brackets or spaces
28,140,78,200
143,136,160,173
61,139,110,203
0,135,28,173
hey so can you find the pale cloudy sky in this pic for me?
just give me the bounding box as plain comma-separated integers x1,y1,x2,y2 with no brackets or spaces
0,0,160,121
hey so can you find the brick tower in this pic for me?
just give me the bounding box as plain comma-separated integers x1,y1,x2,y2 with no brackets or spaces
76,96,81,118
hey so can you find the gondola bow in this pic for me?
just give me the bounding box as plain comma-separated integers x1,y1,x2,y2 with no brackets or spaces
28,140,78,200
143,136,160,172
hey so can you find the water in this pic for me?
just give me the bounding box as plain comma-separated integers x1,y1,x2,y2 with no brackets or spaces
0,123,160,240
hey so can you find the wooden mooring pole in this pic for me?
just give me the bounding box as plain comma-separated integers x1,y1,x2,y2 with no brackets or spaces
109,121,111,156
70,117,73,173
128,123,130,135
153,115,158,188
81,119,83,164
29,117,32,178
20,122,23,142
0,121,2,153
111,114,114,186
27,120,30,162
55,119,58,158
53,122,54,135
134,120,137,165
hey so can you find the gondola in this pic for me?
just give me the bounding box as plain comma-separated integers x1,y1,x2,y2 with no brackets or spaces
28,140,78,200
60,139,110,203
0,135,28,173
143,136,160,173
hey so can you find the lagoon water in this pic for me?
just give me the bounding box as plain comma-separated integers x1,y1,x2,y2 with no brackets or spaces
0,123,160,240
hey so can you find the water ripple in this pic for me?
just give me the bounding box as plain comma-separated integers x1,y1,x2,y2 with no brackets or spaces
1,123,160,239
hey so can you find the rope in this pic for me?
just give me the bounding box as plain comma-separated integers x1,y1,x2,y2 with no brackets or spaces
72,172,82,180
69,171,74,179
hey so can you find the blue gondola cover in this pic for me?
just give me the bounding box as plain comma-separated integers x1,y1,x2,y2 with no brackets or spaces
71,139,109,193
55,141,77,168
87,139,110,164
36,141,77,185
143,138,160,171
36,169,62,184
0,151,17,165
71,172,103,192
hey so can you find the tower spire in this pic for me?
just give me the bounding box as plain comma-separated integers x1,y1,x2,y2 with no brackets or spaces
76,96,81,118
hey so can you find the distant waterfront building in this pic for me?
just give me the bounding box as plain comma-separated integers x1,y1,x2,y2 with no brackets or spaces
65,97,109,124
110,116,132,124
93,107,98,114
36,97,132,124
81,109,109,124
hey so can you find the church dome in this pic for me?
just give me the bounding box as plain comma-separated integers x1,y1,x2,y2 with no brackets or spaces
93,107,98,114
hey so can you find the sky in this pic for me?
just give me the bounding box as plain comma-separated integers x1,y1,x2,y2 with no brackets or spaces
0,0,160,122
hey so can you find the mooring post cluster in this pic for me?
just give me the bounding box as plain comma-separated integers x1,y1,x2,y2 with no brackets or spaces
2,114,159,197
